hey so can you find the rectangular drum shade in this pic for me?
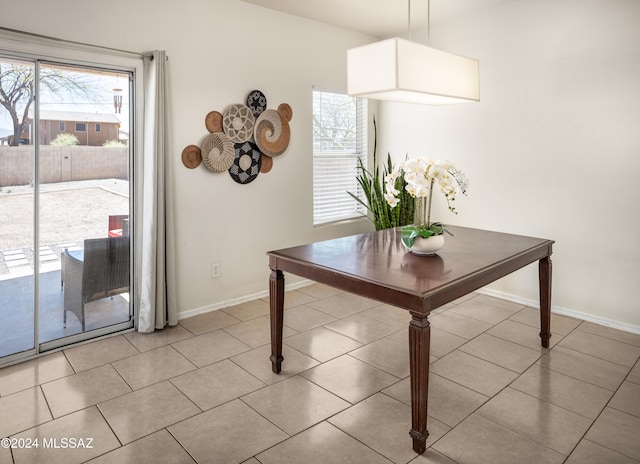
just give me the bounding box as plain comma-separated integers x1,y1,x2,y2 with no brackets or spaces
347,38,480,105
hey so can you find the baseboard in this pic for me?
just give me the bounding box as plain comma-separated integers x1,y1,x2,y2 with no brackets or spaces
178,281,640,336
177,279,314,320
477,287,640,336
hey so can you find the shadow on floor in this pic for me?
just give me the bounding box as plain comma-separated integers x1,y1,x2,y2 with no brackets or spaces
0,270,130,358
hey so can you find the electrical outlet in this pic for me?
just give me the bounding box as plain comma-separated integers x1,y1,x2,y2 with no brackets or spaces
211,263,220,278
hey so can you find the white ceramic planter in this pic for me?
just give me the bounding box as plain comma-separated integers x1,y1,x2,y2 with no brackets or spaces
405,234,445,256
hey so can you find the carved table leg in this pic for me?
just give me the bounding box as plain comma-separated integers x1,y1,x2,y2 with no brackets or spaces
269,268,284,373
539,256,552,348
409,312,430,454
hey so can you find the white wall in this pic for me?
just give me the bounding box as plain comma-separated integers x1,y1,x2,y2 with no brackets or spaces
0,0,375,316
378,0,640,330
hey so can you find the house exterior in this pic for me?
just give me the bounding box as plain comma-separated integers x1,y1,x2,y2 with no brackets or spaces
20,110,122,146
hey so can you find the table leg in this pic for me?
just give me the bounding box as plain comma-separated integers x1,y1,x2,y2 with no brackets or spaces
408,312,430,454
269,268,285,373
538,256,552,348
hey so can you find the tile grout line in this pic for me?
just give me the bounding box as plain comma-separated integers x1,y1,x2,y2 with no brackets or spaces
426,318,589,459
481,321,636,462
3,289,639,462
536,344,632,391
164,426,200,464
555,334,640,369
557,354,639,462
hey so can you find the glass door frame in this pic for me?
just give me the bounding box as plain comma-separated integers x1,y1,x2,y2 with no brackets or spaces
0,40,141,367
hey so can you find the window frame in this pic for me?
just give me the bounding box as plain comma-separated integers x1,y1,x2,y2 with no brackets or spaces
0,26,144,365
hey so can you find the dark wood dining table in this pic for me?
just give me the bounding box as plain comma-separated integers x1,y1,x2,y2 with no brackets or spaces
267,225,554,454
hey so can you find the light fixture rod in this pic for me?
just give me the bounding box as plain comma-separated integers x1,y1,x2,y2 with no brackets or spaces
408,0,411,41
346,0,480,106
427,0,431,45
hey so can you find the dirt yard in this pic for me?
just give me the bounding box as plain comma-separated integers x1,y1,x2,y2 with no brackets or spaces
0,179,129,250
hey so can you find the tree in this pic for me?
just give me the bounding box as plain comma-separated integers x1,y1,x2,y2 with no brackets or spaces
103,139,127,147
0,62,95,146
312,92,359,153
51,133,79,146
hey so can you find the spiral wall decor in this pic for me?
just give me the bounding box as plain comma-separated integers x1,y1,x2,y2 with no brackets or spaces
254,109,291,157
181,89,293,185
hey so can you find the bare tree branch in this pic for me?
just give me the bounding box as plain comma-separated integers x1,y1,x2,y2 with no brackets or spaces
0,62,100,146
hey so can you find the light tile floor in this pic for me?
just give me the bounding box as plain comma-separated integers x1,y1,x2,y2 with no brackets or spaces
1,284,640,464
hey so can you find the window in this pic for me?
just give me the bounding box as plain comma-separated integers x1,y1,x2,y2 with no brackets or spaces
59,122,65,131
75,122,86,132
312,90,367,225
95,123,101,132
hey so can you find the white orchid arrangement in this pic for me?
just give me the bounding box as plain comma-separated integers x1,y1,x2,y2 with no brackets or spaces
384,158,469,247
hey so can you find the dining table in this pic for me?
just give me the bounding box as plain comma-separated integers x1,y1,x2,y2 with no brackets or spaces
267,225,554,454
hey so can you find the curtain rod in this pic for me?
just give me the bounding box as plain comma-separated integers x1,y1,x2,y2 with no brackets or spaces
0,26,153,59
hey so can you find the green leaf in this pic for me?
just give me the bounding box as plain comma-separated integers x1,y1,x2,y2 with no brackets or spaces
401,224,446,248
427,224,442,236
418,228,436,238
401,227,418,248
346,117,415,231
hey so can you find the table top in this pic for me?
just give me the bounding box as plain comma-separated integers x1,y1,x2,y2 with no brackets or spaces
268,226,554,313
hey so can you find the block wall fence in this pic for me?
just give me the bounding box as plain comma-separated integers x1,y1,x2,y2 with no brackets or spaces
0,146,128,187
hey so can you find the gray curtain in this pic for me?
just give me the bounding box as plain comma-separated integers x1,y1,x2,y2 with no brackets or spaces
137,50,178,332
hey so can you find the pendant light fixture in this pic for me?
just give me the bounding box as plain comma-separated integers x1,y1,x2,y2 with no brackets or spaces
347,0,479,105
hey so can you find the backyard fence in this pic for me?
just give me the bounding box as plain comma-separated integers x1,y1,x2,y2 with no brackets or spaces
0,146,128,187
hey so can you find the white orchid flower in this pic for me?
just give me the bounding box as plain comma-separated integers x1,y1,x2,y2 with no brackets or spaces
384,193,399,207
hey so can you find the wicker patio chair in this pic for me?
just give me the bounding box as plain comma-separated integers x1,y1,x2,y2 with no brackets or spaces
63,236,130,331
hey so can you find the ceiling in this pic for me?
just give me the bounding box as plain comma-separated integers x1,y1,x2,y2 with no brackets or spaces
239,0,518,38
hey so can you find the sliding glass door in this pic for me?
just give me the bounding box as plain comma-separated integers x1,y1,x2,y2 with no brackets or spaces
0,58,36,358
0,55,135,364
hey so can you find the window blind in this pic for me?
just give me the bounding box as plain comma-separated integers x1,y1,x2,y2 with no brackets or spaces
312,90,367,225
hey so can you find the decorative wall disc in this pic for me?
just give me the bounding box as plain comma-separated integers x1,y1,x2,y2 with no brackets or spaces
260,154,273,173
181,145,202,169
186,92,292,179
222,104,255,143
254,109,290,157
246,90,267,118
205,111,223,133
277,103,293,122
201,132,235,172
229,141,262,184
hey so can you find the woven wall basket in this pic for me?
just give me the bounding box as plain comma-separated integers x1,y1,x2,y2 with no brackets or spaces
229,141,262,184
247,90,267,118
277,103,293,122
254,109,290,157
260,153,273,173
222,104,255,143
205,111,223,133
181,145,202,169
201,132,235,172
